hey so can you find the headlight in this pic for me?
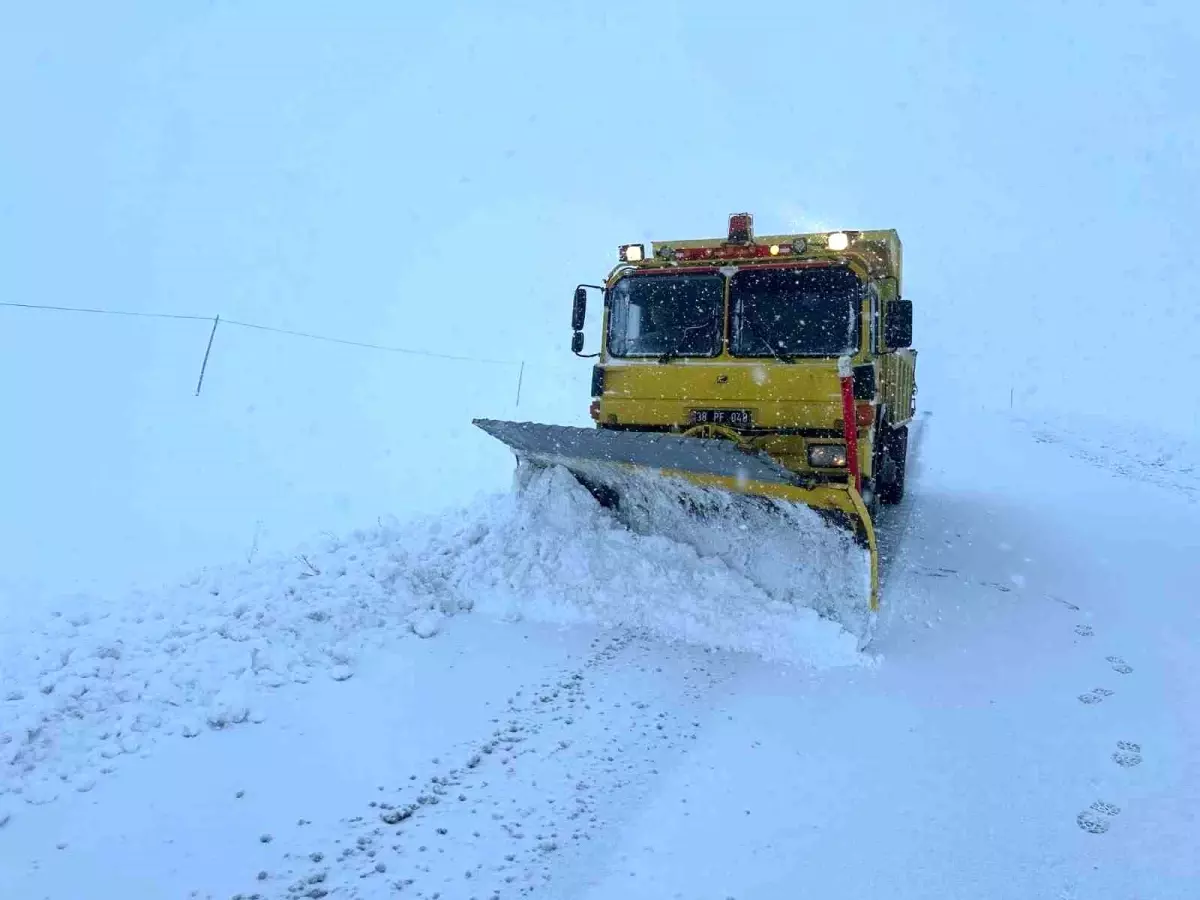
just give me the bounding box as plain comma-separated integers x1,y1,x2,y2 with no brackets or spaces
827,231,850,251
808,444,848,467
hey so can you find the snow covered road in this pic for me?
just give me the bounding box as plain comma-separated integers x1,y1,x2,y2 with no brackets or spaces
572,410,1200,900
2,407,1197,899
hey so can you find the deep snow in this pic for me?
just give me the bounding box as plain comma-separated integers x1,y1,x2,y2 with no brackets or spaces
2,405,1197,899
4,4,1198,897
0,445,868,818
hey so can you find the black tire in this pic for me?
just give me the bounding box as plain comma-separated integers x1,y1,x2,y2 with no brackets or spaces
861,479,880,521
877,424,908,505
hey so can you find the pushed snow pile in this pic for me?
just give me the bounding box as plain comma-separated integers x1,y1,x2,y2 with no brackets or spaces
446,464,872,668
0,463,867,813
0,520,471,809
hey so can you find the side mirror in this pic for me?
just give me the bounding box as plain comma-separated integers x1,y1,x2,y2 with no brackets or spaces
571,287,587,332
884,299,912,348
571,331,585,354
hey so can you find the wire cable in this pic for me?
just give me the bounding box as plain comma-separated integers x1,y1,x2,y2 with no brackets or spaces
1,301,521,367
0,300,211,322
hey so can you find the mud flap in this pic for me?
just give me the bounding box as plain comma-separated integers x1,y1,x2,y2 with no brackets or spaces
474,419,880,643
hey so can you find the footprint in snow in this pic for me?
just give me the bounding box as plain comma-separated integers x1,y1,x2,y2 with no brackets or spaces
1077,687,1114,705
1074,624,1094,637
1076,801,1121,834
1106,655,1133,675
1112,741,1143,768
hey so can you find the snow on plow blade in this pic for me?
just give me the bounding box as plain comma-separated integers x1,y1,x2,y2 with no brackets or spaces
473,419,879,640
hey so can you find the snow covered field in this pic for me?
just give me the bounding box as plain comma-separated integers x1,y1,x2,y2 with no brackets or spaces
5,3,1198,898
3,405,1197,899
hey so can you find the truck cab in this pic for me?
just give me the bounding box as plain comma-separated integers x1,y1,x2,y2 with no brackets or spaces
572,213,917,510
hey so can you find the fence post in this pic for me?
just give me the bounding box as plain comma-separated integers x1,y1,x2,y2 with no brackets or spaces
195,315,221,396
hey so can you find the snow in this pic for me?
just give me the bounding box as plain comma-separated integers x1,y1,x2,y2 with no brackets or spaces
3,406,1198,899
467,463,871,664
3,2,1199,898
1014,410,1200,503
0,459,867,820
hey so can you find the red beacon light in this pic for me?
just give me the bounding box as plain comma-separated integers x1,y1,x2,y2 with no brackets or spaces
727,212,753,244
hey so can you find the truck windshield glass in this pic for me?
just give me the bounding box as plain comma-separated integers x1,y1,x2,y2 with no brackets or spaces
730,266,861,358
607,273,723,359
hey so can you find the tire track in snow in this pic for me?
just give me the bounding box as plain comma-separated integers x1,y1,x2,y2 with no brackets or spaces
239,627,737,899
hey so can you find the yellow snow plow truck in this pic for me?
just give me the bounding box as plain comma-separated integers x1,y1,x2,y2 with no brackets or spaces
474,213,916,642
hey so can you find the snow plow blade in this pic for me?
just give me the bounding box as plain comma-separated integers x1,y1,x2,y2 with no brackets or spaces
473,418,879,639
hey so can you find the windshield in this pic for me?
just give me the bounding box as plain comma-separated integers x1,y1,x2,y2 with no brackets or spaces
730,266,862,358
606,273,723,359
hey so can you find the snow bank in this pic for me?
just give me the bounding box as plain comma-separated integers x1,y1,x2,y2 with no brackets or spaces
0,463,867,814
0,519,464,809
1017,412,1199,502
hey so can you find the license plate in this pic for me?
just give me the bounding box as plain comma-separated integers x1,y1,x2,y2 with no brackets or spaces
688,408,753,427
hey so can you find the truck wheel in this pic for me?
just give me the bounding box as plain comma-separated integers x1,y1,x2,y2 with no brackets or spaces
860,481,880,521
878,424,908,505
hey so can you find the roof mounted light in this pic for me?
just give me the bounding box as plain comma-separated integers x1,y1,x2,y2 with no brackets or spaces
727,212,753,244
619,243,645,262
827,231,850,251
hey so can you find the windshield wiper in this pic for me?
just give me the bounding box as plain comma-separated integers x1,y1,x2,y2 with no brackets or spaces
738,303,795,363
657,314,718,364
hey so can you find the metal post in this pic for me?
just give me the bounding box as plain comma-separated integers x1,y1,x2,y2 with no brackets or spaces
514,360,525,408
195,315,221,396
